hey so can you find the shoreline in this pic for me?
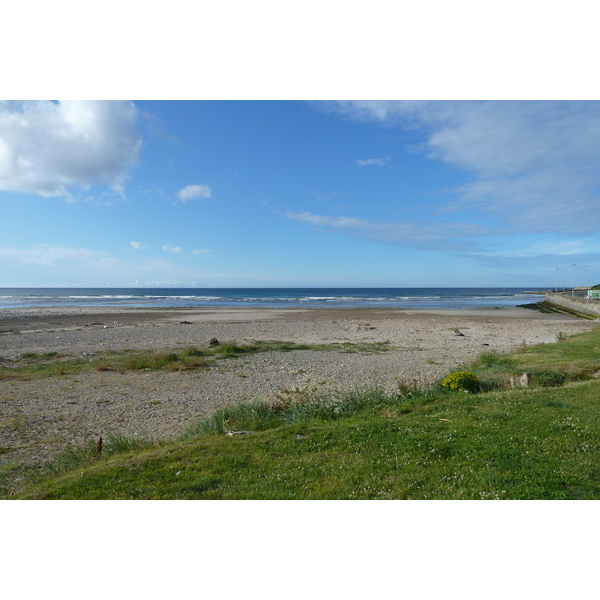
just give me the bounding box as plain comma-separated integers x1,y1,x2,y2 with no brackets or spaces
1,306,597,469
0,303,569,322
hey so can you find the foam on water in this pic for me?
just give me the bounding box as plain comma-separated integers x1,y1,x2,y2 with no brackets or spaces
0,288,546,310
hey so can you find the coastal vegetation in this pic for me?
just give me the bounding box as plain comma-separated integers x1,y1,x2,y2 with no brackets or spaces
2,327,600,499
0,340,392,381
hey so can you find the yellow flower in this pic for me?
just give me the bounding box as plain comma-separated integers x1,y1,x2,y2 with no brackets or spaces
441,371,479,392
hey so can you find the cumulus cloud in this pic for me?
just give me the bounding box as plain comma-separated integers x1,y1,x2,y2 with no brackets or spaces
178,184,212,201
327,101,600,235
162,244,182,253
0,100,142,199
130,241,144,250
285,211,489,251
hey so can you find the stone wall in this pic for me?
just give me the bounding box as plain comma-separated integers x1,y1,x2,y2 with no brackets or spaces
544,292,600,318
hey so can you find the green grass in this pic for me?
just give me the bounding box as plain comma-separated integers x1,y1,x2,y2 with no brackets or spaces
0,353,91,380
4,328,600,499
10,380,600,500
463,329,600,391
511,328,600,377
0,339,392,380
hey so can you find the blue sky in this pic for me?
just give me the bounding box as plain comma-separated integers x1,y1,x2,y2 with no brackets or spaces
2,100,600,288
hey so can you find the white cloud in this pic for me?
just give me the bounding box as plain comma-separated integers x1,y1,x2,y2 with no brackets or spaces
356,156,391,167
477,239,600,259
328,101,600,234
162,244,182,253
0,244,113,267
0,100,142,199
285,211,488,251
0,244,212,286
178,184,212,201
130,241,144,250
192,249,212,254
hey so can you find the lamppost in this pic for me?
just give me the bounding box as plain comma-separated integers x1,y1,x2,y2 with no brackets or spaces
555,267,559,293
572,264,576,296
563,269,566,292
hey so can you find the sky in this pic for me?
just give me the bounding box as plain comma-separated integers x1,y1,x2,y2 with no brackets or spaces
1,99,600,288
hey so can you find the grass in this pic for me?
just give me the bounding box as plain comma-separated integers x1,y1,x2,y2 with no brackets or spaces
0,339,393,380
460,331,600,391
0,353,91,380
511,329,600,377
3,328,600,499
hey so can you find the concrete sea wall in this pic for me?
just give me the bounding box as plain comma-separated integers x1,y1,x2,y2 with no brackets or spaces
544,291,600,318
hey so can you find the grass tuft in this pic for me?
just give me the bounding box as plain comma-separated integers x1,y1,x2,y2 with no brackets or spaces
181,386,428,440
0,340,393,381
473,352,517,373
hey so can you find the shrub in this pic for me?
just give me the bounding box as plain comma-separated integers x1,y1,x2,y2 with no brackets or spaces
531,370,567,387
441,371,479,393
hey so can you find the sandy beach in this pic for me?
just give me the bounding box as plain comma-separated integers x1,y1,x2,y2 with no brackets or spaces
1,306,597,467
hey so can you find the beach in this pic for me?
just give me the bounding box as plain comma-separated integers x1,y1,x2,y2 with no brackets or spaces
1,306,597,467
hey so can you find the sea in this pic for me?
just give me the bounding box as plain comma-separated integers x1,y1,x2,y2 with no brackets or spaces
0,288,547,310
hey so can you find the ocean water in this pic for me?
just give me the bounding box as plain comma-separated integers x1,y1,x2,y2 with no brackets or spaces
0,288,546,310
